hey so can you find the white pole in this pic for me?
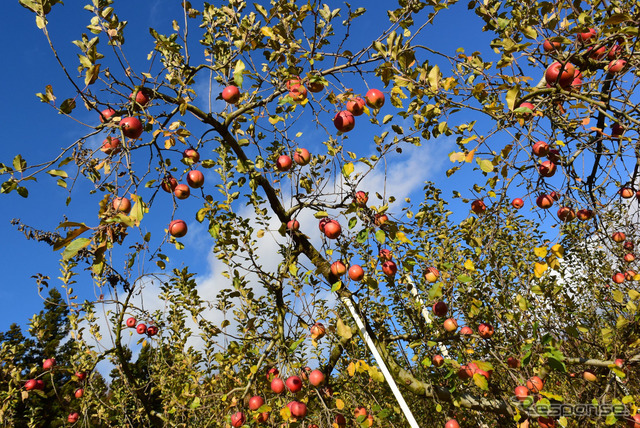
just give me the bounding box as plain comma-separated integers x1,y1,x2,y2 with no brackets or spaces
340,296,420,428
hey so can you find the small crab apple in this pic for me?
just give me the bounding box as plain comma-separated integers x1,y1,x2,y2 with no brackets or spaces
478,322,494,339
445,419,460,428
168,220,188,238
101,137,121,155
346,97,366,116
74,388,84,399
542,40,561,52
374,213,389,226
222,85,240,104
334,110,355,132
379,249,393,260
576,208,593,221
515,385,529,402
293,148,311,165
443,318,458,332
276,155,293,171
624,253,635,263
620,187,634,199
348,264,365,281
460,326,473,335
146,325,159,336
365,89,385,109
613,272,625,284
512,198,524,209
471,199,486,214
187,170,205,188
126,317,137,328
75,372,87,381
285,76,302,90
330,260,347,276
136,324,147,334
310,322,326,340
518,102,535,118
68,413,80,423
43,358,55,371
612,232,626,243
266,367,279,381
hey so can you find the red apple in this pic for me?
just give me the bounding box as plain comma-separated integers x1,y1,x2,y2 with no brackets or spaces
607,59,627,73
538,160,557,177
374,213,389,226
615,359,624,368
249,395,264,411
266,367,279,381
289,84,307,102
365,89,385,109
174,184,190,200
432,301,447,317
379,249,393,261
577,28,596,42
532,141,549,157
507,357,520,368
187,170,205,188
625,270,636,281
230,411,246,427
624,241,635,251
608,44,622,60
460,326,473,335
382,260,397,276
547,149,561,163
576,208,593,221
587,45,607,60
526,375,544,393
146,325,159,336
286,376,303,393
512,198,524,209
75,372,87,381
99,108,117,123
129,89,150,107
101,137,121,155
126,317,136,328
538,417,556,428
471,199,486,214
330,261,347,276
333,110,355,132
628,414,640,428
35,379,45,390
335,414,347,427
354,191,368,206
120,117,143,139
43,358,55,371
515,385,529,402
25,379,37,391
443,318,458,332
612,232,626,242
112,196,132,213
432,355,445,367
545,61,576,88
346,97,366,116
620,187,634,198
542,40,561,52
310,322,326,340
183,148,200,164
323,220,342,239
557,206,575,222
161,176,178,193
276,155,292,171
457,365,473,380
478,322,494,339
624,253,635,263
445,419,460,428
222,85,241,104
68,413,79,423
288,401,307,418
287,219,300,231
271,377,285,394
613,272,625,284
254,412,269,424
136,323,147,334
286,77,302,90
425,267,440,283
169,220,188,238
348,264,365,281
612,123,625,138
536,194,554,209
293,148,311,165
518,102,535,118
74,388,84,399
309,369,325,386
307,79,324,93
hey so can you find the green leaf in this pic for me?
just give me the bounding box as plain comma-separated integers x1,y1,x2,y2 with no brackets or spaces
375,229,386,244
62,237,91,261
288,336,305,353
13,155,26,172
233,60,246,87
477,158,494,173
473,373,488,390
47,169,68,178
60,98,76,114
457,274,472,283
506,86,520,111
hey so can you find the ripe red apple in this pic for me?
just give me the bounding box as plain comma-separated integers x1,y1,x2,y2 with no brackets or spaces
183,148,200,164
161,176,178,193
249,395,264,411
471,199,486,214
557,206,575,222
120,117,143,139
126,317,136,328
613,272,625,284
625,270,636,281
624,253,635,263
379,249,393,261
174,184,190,200
287,219,300,231
310,322,326,340
286,77,302,90
607,59,627,73
276,155,293,171
348,264,365,281
271,377,285,394
254,412,269,424
112,196,132,213
526,375,544,393
43,358,55,371
222,85,241,104
545,61,576,88
286,375,303,393
511,198,524,209
146,325,159,336
587,45,607,60
136,323,147,334
230,411,246,427
25,379,37,391
293,148,311,165
169,220,188,238
538,160,557,177
542,40,561,52
425,267,440,283
432,355,444,367
129,89,150,107
620,187,634,198
330,261,347,276
74,388,84,399
35,379,45,390
460,326,473,335
266,367,279,381
576,208,593,221
515,385,529,402
354,191,368,206
532,141,549,157
538,417,556,428
323,220,342,239
346,97,366,116
309,369,325,386
612,232,626,243
612,123,625,138
457,365,473,380
187,170,205,188
365,89,385,109
307,79,325,93
335,414,347,427
443,318,458,332
577,28,596,42
536,194,554,209
478,322,494,339
289,84,308,102
288,401,307,418
99,108,117,123
628,414,640,428
382,260,397,276
432,301,447,317
507,357,520,368
333,110,355,132
75,372,87,381
68,413,80,423
374,213,389,226
518,102,535,118
354,406,367,419
445,419,460,428
615,359,625,368
101,137,121,155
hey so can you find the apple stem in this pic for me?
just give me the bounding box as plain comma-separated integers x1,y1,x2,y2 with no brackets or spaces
340,296,421,428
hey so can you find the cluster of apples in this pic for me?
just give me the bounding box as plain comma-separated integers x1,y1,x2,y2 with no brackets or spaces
99,89,150,154
126,316,159,337
275,147,312,173
24,358,88,424
611,233,637,284
334,88,385,133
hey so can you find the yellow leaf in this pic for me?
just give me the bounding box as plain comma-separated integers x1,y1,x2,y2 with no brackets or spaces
534,262,548,278
257,229,265,238
449,151,465,163
546,255,560,270
533,247,548,258
336,399,345,410
261,26,274,38
342,162,354,177
465,148,477,163
551,243,564,258
348,362,356,377
396,231,412,244
464,259,476,271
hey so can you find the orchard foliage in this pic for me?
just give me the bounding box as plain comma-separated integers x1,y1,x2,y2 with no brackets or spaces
2,0,640,426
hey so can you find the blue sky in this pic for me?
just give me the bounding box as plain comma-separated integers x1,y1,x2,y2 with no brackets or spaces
0,0,523,340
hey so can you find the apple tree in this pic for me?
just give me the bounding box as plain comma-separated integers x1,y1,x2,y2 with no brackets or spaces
2,0,640,426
